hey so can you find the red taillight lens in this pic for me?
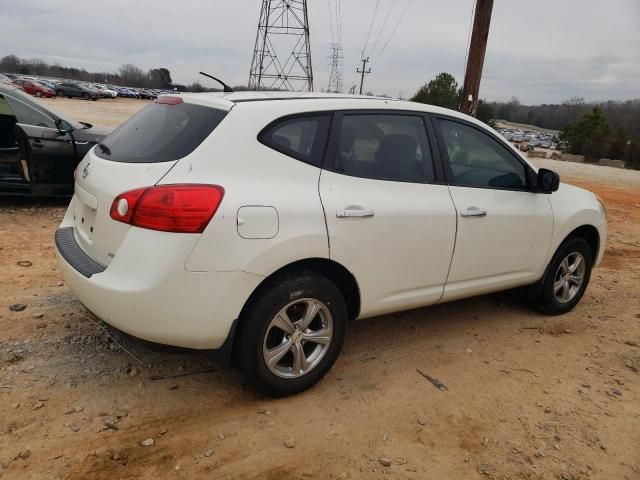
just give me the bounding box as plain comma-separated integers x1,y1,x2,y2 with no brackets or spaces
109,185,224,233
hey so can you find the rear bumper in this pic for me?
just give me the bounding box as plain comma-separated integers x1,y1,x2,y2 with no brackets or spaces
55,224,264,349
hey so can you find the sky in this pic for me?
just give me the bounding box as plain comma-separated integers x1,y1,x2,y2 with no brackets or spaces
0,0,638,104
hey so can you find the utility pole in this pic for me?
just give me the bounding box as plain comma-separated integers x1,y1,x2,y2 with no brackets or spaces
460,0,494,116
356,57,371,95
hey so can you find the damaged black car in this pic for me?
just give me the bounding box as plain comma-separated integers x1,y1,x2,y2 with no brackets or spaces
0,83,112,196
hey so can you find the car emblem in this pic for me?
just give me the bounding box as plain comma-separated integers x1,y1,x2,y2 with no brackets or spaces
82,163,91,179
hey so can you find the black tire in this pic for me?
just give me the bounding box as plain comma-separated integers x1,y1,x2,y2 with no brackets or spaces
82,93,90,100
537,237,593,315
238,272,347,397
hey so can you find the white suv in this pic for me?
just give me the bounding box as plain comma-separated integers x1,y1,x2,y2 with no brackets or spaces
55,92,607,396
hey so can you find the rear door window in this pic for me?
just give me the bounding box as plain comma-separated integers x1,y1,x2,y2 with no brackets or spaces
330,113,434,183
95,101,227,163
259,114,331,167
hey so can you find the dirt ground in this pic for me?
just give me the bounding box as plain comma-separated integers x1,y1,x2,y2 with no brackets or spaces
1,98,639,480
38,96,148,128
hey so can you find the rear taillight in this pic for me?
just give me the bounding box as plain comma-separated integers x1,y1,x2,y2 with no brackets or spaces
109,184,224,233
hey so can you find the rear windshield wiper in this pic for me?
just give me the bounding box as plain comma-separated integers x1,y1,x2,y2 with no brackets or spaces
97,143,111,155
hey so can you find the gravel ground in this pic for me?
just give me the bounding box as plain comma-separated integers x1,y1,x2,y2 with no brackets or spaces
1,98,639,479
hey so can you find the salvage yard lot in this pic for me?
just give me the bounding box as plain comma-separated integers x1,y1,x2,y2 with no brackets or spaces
1,98,639,479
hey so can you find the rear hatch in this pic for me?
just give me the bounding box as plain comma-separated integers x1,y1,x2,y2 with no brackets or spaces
71,97,229,266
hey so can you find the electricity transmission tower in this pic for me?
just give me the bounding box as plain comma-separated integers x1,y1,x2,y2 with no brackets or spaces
248,0,314,92
327,43,344,93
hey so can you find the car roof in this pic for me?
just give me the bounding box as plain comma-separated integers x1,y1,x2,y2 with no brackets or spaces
176,90,480,125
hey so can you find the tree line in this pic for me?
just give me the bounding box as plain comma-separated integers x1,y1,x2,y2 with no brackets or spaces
0,54,256,93
1,54,175,90
411,72,640,170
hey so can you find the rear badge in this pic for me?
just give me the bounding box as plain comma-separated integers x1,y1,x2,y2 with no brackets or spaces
82,162,91,179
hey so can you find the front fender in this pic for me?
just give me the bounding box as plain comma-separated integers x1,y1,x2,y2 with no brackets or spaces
548,183,607,266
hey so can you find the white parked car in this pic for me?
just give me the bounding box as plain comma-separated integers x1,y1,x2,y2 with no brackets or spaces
93,84,118,98
55,92,607,396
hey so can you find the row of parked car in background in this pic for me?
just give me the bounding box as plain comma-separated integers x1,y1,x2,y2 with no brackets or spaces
0,73,173,101
496,126,566,152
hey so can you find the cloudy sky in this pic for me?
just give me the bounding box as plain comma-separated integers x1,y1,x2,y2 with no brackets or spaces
1,0,638,104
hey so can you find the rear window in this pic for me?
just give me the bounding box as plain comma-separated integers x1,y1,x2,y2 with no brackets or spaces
95,101,227,163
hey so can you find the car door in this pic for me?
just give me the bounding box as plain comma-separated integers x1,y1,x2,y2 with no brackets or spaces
433,116,553,301
4,91,77,189
57,82,68,96
319,111,457,318
0,93,20,171
61,83,78,97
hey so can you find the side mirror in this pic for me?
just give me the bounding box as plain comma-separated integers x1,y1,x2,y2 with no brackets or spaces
536,168,560,193
55,118,73,134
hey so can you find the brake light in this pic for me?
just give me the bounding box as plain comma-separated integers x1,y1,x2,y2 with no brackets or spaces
109,185,224,233
155,96,183,105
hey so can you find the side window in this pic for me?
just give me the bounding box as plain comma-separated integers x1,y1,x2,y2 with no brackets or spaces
4,94,56,129
437,119,527,190
259,114,331,167
333,114,433,183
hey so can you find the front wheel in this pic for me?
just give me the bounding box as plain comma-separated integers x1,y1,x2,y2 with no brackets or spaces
238,272,347,397
537,237,593,315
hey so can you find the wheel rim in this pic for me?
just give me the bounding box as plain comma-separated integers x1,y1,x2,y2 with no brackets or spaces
553,252,586,304
262,298,333,379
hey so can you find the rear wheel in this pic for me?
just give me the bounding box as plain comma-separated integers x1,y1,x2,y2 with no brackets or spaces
537,237,593,315
238,272,347,397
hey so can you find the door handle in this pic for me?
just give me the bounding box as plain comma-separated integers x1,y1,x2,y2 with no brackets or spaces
336,209,374,218
460,208,487,218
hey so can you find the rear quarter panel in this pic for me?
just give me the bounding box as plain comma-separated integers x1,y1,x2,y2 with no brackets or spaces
160,103,330,276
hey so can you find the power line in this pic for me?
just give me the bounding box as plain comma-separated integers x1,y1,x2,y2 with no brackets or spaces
371,0,413,68
367,0,398,60
360,0,380,59
349,0,379,93
336,0,343,45
327,0,335,44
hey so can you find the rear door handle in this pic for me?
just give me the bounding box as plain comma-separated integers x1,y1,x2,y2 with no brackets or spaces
336,209,374,218
460,208,487,218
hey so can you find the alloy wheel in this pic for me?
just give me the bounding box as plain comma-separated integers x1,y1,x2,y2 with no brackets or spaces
262,298,333,379
553,252,586,303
